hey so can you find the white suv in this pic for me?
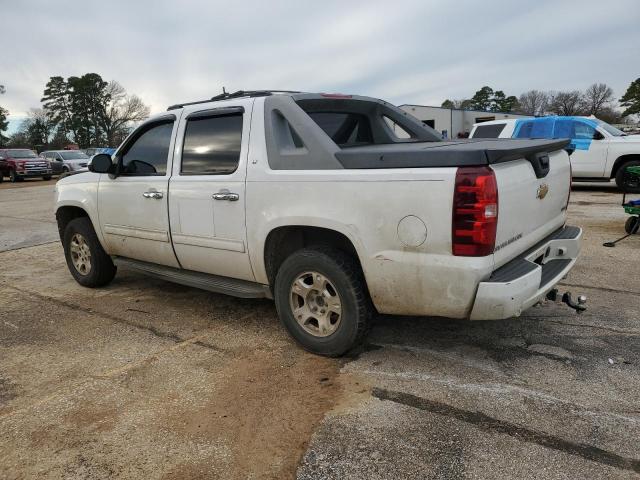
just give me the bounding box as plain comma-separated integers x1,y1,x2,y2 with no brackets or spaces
54,90,584,355
469,116,640,191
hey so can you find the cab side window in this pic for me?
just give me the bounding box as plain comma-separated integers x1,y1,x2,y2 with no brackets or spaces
120,121,174,176
573,121,596,140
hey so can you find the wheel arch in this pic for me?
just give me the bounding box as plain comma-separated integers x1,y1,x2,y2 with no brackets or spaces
610,154,640,179
55,205,91,242
262,225,366,290
55,201,105,251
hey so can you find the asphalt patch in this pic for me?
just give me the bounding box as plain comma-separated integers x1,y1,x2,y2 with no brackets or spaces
372,387,640,474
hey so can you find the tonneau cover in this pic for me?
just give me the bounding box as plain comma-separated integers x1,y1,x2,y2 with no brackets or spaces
335,138,570,169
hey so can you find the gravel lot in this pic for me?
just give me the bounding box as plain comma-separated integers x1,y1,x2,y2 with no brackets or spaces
1,181,639,479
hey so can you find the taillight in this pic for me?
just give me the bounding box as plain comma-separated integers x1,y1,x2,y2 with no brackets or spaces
452,166,498,256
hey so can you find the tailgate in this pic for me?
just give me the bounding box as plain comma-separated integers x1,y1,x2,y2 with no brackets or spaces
491,148,571,268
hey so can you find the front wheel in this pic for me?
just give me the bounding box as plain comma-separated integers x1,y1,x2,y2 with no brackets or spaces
274,247,372,356
9,169,19,183
63,217,116,287
43,175,52,181
625,216,639,235
615,160,640,193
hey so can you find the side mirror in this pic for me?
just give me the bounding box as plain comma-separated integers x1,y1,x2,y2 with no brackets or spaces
89,153,114,174
593,130,605,140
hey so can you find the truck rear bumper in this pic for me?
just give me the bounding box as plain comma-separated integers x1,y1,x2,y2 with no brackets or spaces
470,226,582,320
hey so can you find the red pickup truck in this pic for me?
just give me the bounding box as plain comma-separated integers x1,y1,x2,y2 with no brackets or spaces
0,149,53,182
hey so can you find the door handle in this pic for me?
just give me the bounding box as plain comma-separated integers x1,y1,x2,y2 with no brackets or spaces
142,191,163,199
212,189,239,201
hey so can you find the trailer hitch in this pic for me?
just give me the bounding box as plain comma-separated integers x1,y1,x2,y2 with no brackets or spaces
546,289,587,313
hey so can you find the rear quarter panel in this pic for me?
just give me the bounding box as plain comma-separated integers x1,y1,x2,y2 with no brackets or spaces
244,168,494,317
245,101,492,317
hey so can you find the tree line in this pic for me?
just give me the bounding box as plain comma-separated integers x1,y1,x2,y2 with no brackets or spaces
443,79,640,124
2,77,640,149
0,74,149,149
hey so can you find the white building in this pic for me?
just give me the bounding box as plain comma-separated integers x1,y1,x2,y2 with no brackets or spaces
399,104,530,139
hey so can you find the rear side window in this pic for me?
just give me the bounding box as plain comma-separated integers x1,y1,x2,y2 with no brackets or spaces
472,123,506,138
573,121,596,140
121,122,173,175
181,114,243,175
307,112,373,147
514,119,553,139
553,119,574,139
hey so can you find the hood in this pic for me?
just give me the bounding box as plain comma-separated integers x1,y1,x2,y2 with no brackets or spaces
56,171,96,185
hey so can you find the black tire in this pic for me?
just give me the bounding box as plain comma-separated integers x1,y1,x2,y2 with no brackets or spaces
42,175,52,181
62,166,70,173
615,160,640,193
625,216,640,235
63,217,116,287
0,172,3,183
274,247,372,356
9,169,18,183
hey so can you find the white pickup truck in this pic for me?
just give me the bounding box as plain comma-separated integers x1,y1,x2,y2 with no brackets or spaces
469,116,640,192
54,90,584,356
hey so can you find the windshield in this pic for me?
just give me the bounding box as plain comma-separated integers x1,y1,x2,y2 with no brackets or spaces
595,119,626,137
60,151,89,160
7,149,37,158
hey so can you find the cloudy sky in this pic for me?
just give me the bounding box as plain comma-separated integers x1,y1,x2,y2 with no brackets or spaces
1,0,639,132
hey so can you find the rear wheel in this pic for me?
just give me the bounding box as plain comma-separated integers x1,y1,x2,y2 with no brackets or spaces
615,160,640,193
63,217,116,287
274,247,371,356
625,216,639,235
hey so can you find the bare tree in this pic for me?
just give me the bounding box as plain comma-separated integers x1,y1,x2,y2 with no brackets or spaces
101,81,150,146
517,90,549,116
548,91,586,116
17,108,55,148
583,83,614,116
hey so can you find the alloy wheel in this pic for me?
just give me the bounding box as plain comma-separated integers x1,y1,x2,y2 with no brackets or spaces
289,271,342,337
69,233,92,275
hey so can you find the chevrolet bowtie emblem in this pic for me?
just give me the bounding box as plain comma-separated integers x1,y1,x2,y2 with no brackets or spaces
537,184,549,199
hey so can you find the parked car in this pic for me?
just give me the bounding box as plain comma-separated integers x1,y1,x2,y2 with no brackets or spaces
41,150,90,175
0,149,52,182
54,90,583,356
469,116,640,192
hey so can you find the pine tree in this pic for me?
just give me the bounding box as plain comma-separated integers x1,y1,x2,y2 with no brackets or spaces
620,78,640,117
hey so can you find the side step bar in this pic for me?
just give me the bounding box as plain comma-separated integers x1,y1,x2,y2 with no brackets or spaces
113,257,272,299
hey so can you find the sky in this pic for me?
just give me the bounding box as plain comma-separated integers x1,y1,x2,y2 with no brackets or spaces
1,0,639,133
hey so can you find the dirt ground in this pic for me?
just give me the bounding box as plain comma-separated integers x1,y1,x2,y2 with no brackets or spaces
1,181,639,479
0,177,59,189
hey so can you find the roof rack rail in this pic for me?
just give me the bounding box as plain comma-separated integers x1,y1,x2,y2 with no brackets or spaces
167,90,302,111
